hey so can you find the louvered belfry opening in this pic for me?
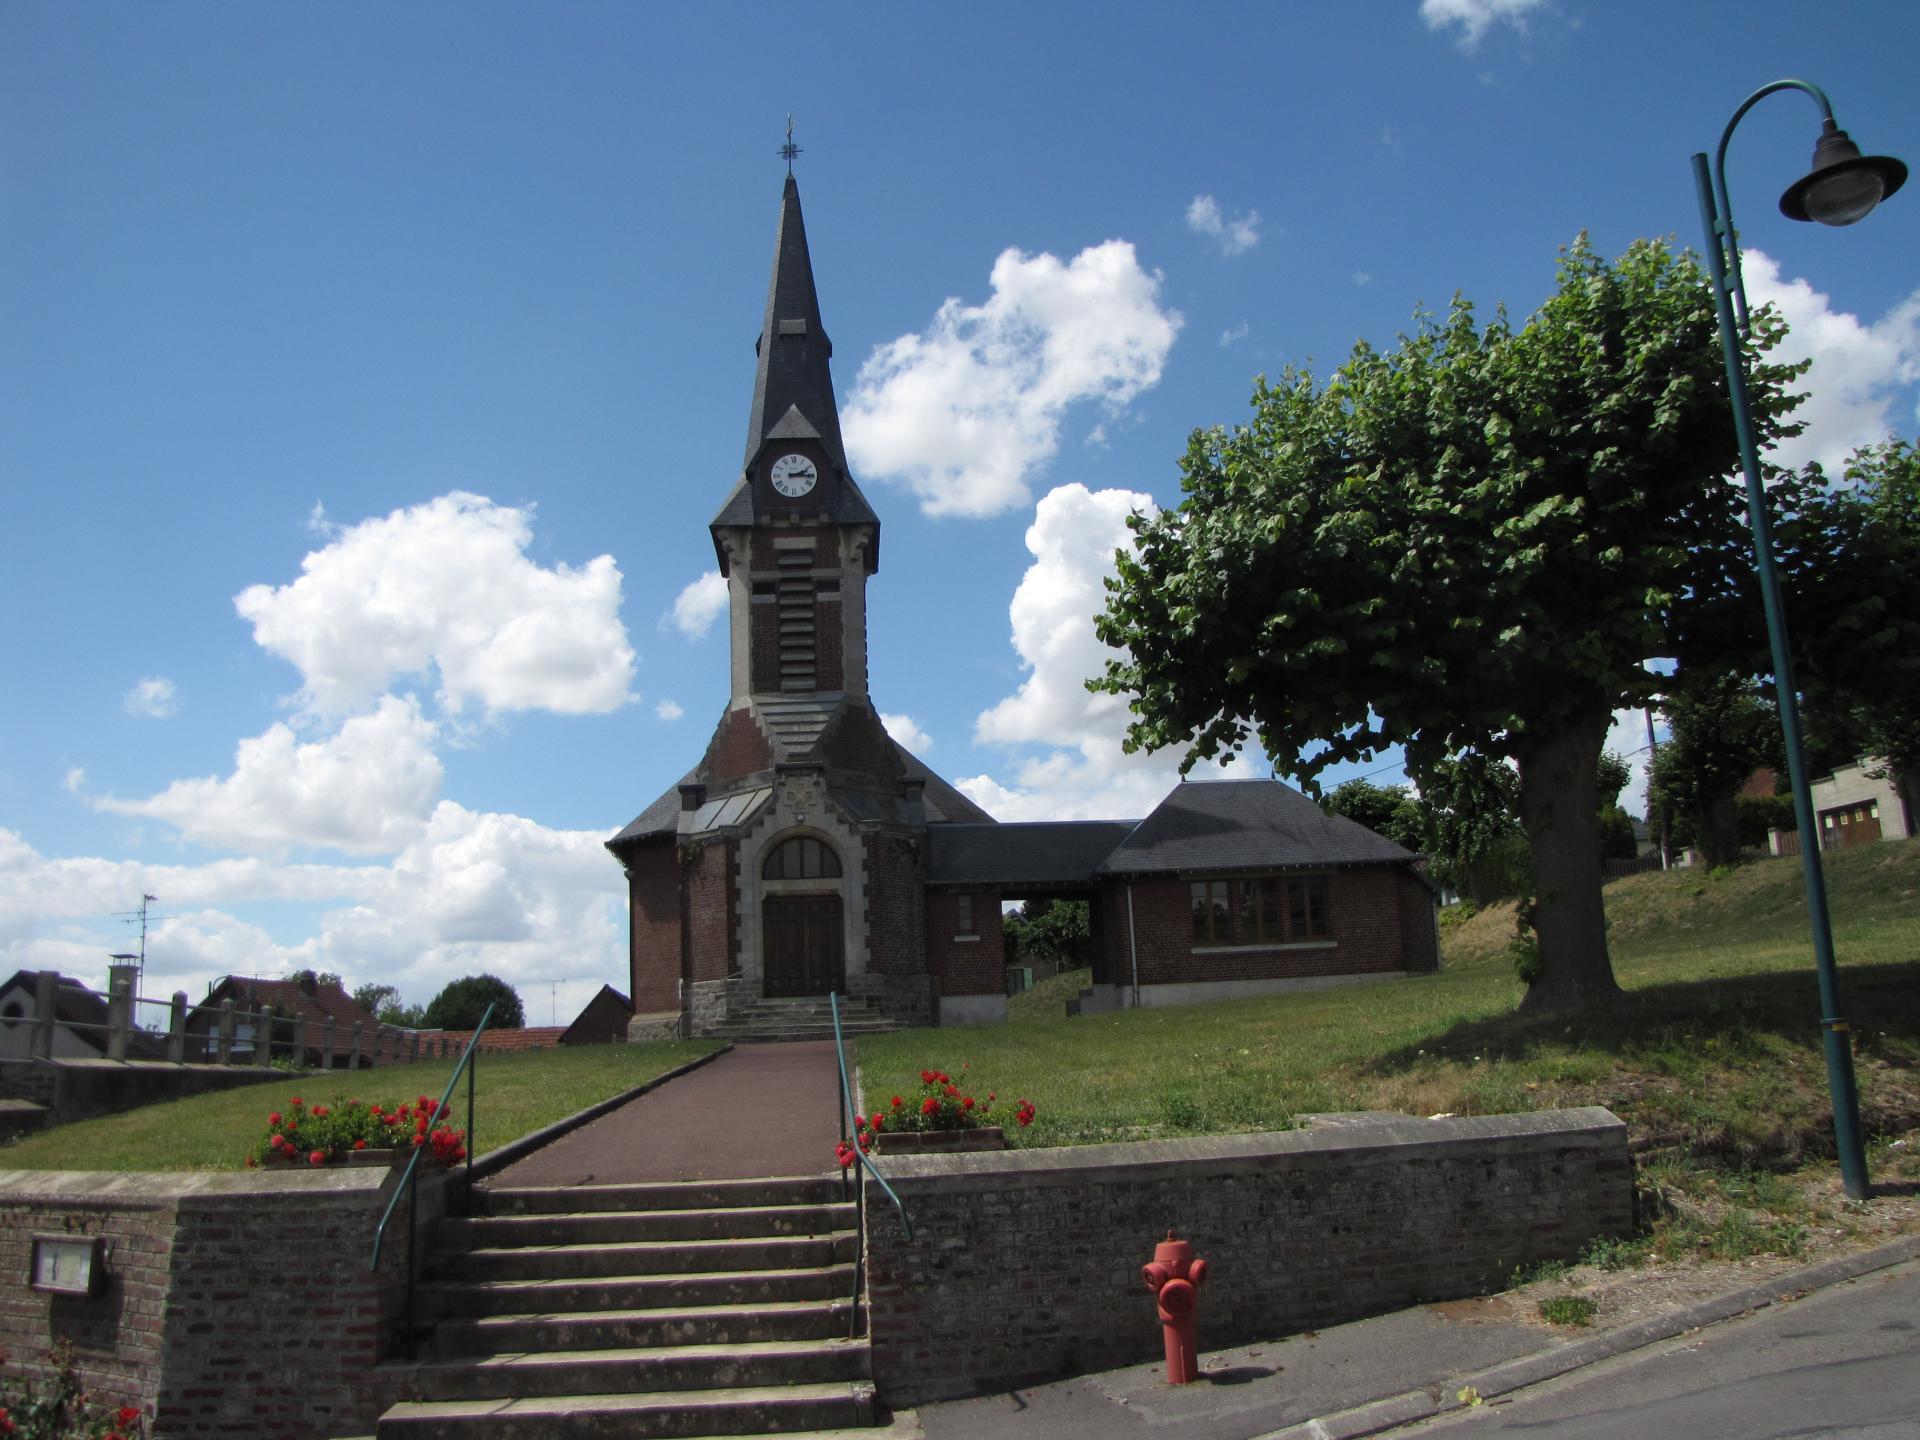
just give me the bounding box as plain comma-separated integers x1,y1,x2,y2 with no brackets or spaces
776,549,816,691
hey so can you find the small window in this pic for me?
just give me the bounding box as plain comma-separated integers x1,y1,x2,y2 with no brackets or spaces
956,895,976,935
1190,880,1230,944
1288,877,1330,939
762,836,842,881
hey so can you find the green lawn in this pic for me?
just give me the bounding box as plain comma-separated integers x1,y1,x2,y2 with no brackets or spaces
0,1039,719,1173
858,838,1920,1168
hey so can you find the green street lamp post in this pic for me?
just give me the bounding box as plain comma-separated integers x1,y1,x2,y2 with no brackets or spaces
1691,79,1905,1201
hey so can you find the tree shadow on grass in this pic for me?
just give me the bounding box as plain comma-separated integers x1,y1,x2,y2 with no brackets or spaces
1361,961,1920,1076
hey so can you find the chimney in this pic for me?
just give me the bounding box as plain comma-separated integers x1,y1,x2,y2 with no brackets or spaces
903,777,926,827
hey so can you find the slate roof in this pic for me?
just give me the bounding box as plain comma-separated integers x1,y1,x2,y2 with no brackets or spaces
0,969,167,1058
926,821,1139,888
605,739,994,854
1098,779,1418,876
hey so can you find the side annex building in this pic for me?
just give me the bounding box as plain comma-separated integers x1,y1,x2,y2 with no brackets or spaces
608,176,1437,1038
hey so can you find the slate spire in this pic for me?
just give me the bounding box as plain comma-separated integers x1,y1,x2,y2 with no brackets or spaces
743,175,848,475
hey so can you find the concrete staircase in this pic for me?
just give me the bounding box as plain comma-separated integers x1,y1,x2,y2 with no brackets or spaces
374,1175,875,1438
704,996,905,1045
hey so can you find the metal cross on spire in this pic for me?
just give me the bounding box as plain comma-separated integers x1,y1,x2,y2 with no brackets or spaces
780,115,802,174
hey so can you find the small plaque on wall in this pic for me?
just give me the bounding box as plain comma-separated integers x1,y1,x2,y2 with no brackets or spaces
30,1234,105,1297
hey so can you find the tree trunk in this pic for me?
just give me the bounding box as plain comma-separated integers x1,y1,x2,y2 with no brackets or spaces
1696,792,1742,869
1514,712,1621,1011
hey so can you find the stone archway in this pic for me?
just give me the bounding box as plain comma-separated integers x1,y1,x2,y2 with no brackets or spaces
758,833,847,998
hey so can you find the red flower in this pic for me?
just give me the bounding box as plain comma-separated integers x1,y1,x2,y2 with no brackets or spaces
921,1096,939,1115
962,1096,975,1110
919,1070,935,1084
288,1096,303,1107
870,1112,885,1131
353,1139,367,1151
308,1150,325,1166
412,1134,425,1147
267,1111,282,1127
313,1105,329,1118
890,1095,903,1109
989,1092,996,1101
118,1408,141,1426
944,1084,959,1098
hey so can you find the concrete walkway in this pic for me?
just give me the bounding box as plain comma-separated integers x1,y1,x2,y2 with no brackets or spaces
481,1041,844,1188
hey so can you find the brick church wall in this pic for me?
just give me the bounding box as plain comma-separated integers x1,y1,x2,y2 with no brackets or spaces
684,840,738,983
822,704,902,778
925,890,1004,997
626,839,681,1015
702,707,773,784
862,835,927,977
1113,868,1423,986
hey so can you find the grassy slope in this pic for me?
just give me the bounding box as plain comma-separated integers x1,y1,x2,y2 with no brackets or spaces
0,1039,720,1173
859,840,1920,1165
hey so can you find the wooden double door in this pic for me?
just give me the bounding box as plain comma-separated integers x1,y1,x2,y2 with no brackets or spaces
762,894,845,997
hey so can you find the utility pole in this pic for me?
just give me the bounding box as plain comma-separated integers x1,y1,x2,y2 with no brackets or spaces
1643,708,1670,870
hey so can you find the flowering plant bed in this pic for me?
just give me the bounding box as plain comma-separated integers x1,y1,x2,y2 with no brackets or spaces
835,1067,1033,1168
0,1340,146,1438
244,1094,468,1170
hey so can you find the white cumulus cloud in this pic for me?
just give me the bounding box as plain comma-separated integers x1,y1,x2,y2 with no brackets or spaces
1185,195,1261,257
654,699,685,722
94,695,444,857
880,713,933,755
1744,250,1920,477
235,492,636,718
960,483,1257,821
122,677,180,719
843,241,1183,519
1419,0,1547,49
669,570,730,641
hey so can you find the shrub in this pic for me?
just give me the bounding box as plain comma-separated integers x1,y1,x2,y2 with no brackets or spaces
0,1339,147,1438
1538,1294,1597,1327
245,1094,467,1168
835,1067,1034,1167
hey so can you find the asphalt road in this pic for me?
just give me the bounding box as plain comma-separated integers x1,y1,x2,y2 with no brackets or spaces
1390,1258,1920,1439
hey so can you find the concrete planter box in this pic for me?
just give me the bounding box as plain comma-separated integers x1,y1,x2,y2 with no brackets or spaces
876,1126,1005,1155
259,1146,442,1169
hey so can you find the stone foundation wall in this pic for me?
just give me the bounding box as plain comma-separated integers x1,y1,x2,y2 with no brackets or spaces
0,1167,457,1438
862,1107,1632,1404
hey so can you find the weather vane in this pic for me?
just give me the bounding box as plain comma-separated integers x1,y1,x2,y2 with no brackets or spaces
780,115,802,174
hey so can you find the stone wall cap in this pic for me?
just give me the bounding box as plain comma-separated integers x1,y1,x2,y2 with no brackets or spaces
0,1166,395,1207
867,1106,1625,1190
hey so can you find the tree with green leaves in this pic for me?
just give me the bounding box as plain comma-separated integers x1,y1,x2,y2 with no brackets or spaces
1322,778,1424,850
424,973,524,1030
1647,675,1782,868
1003,900,1091,969
1094,236,1803,1010
353,982,427,1028
1788,437,1920,801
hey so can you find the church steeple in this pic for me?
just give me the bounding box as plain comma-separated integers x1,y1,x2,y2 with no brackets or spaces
745,175,847,477
711,175,879,563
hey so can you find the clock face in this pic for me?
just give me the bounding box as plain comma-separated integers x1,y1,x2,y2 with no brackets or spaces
769,453,819,497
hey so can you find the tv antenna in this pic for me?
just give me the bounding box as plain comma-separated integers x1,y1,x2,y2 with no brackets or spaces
110,893,164,989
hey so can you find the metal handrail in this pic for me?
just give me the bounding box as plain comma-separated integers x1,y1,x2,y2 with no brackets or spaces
368,1000,495,1356
830,992,911,1343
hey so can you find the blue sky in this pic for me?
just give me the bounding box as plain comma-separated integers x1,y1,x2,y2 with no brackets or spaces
4,1,1917,1022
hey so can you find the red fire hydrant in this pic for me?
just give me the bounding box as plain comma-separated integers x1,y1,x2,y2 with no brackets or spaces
1142,1229,1208,1383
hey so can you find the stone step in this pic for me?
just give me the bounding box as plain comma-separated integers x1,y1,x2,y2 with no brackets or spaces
435,1203,852,1251
377,1380,873,1439
476,1176,844,1217
430,1297,855,1357
387,1338,871,1403
437,1232,859,1283
418,1263,854,1321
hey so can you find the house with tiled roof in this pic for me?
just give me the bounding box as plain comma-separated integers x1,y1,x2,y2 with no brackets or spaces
184,975,379,1067
607,176,1436,1038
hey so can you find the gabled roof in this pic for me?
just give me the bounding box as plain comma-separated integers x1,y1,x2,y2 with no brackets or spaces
1099,779,1418,876
0,969,167,1057
927,821,1138,888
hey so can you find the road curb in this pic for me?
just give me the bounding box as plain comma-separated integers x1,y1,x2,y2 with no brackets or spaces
1255,1230,1920,1440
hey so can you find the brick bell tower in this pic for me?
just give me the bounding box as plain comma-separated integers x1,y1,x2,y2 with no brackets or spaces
608,173,993,1039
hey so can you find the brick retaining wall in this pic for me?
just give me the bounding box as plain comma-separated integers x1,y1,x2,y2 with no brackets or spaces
862,1106,1632,1403
0,1166,455,1437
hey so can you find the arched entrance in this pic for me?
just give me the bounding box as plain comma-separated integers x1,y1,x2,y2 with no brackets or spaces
760,835,846,997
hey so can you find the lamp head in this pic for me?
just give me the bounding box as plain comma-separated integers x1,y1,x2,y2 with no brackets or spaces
1779,118,1906,225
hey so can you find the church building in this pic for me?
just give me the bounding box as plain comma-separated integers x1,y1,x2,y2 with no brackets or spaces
608,176,1438,1038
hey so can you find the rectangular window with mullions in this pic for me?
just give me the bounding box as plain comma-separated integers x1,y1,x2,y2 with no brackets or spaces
1190,880,1231,944
956,894,976,935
